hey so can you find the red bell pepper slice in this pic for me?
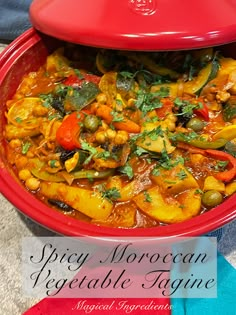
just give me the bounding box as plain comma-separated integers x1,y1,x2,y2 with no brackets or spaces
206,149,236,182
64,74,100,87
56,111,85,150
176,142,207,155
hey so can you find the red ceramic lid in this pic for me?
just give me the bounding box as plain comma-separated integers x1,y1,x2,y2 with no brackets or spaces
30,0,236,51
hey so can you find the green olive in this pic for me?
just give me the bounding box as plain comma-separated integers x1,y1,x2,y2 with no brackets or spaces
186,117,205,132
84,115,100,132
201,190,223,208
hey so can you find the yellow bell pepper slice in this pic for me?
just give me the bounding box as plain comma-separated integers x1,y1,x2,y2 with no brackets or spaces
40,182,113,220
212,125,236,141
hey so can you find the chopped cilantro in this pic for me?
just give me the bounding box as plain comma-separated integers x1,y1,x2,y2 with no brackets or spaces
135,88,169,114
81,141,97,155
119,71,134,79
174,98,202,117
134,126,164,145
111,110,124,122
96,151,111,160
144,191,152,203
15,117,22,123
98,186,121,202
74,69,84,79
176,169,188,180
157,151,185,171
152,166,160,176
39,93,54,108
164,180,177,184
170,131,199,143
214,160,229,171
118,163,134,180
116,99,123,106
81,141,97,164
22,142,31,155
48,113,62,120
195,189,203,195
49,160,58,168
133,146,150,156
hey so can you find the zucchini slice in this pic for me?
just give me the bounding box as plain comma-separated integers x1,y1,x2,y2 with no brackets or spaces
151,58,219,97
184,60,219,95
223,96,236,122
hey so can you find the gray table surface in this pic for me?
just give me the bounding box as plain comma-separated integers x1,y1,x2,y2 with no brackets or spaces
0,43,236,315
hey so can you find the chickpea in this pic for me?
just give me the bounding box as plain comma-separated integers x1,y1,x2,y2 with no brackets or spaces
25,177,40,191
9,139,22,149
106,128,116,140
114,130,129,145
18,169,31,181
95,131,107,143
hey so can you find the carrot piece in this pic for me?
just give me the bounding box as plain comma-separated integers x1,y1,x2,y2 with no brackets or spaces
96,104,113,123
96,104,141,133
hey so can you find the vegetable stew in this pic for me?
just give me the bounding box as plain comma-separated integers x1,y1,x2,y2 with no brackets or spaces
4,45,236,228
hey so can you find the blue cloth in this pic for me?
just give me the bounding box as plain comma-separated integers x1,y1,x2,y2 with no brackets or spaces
0,0,32,40
171,251,236,315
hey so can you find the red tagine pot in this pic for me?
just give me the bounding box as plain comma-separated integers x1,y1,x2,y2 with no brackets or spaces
1,0,236,237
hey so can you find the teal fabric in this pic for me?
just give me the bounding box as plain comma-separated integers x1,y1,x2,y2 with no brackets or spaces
171,252,236,315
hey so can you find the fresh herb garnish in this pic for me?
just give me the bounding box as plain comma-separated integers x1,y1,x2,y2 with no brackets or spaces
81,141,98,164
135,88,169,114
49,160,58,168
214,160,229,171
118,163,134,180
174,98,202,117
144,191,152,203
95,151,112,160
39,93,54,108
111,110,124,123
74,69,84,79
176,169,188,180
22,142,31,155
15,117,22,123
195,189,203,195
96,185,121,202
